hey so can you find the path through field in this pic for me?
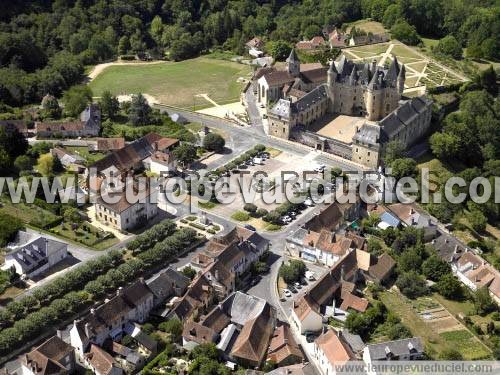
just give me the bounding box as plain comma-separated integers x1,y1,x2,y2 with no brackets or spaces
87,60,165,81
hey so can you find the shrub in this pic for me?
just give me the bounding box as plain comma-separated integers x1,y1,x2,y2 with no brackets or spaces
231,211,250,222
256,208,268,218
254,144,266,152
243,203,258,214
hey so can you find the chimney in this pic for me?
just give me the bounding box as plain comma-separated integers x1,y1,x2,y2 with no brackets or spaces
410,208,415,215
90,308,96,315
215,270,219,281
117,286,123,296
340,264,345,281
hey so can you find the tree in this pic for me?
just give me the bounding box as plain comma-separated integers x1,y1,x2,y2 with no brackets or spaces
435,274,463,300
383,141,405,165
382,4,402,28
0,127,28,159
390,158,417,179
367,238,383,256
181,266,197,280
118,36,130,55
467,209,487,232
159,318,182,341
422,255,451,281
435,35,462,59
36,154,54,176
14,155,33,172
398,249,422,273
173,143,197,168
99,90,119,119
202,133,225,152
128,94,152,126
396,272,428,299
477,66,498,96
390,19,421,45
279,260,306,284
474,286,496,316
41,95,61,119
63,207,81,225
63,85,92,117
266,40,291,61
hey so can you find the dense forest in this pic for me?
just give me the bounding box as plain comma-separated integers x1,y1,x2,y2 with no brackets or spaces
0,0,499,107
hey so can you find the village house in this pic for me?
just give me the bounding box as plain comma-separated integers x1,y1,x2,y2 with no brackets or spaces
363,337,424,372
70,279,154,357
265,363,316,375
312,329,357,375
36,104,101,138
2,232,68,279
182,291,276,368
191,226,270,277
387,203,438,241
146,267,190,307
167,272,215,322
286,200,362,265
88,132,179,192
453,251,500,304
348,33,390,47
328,28,348,48
289,248,394,334
94,178,158,232
51,147,86,172
84,344,123,375
90,138,126,152
295,36,326,51
266,323,304,367
21,336,76,375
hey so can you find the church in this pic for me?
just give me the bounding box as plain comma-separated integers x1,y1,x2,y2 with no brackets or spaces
256,50,432,168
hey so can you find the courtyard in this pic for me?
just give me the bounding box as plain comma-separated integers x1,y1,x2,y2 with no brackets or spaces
311,114,367,144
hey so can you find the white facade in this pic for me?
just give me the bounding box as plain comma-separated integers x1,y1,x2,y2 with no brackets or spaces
291,308,323,335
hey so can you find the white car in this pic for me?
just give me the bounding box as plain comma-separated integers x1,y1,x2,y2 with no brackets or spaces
305,271,315,281
304,198,314,206
283,289,292,298
282,216,292,223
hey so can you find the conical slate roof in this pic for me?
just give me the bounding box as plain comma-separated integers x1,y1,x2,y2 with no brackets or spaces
286,48,299,63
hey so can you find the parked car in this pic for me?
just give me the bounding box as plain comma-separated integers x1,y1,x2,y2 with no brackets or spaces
259,103,265,108
283,289,292,298
245,160,254,166
253,157,263,165
289,211,297,217
305,271,315,281
294,282,302,289
305,332,318,343
263,114,268,119
281,216,292,224
244,224,257,231
289,285,298,293
304,198,314,206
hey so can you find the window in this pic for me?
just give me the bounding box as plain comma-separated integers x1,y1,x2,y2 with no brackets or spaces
368,152,370,156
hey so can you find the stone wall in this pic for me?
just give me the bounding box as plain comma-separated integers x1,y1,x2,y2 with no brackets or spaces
291,129,353,160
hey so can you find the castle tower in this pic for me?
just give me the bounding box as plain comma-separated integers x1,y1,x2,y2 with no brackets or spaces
286,49,300,77
365,67,384,121
327,60,338,87
385,56,400,87
397,64,406,94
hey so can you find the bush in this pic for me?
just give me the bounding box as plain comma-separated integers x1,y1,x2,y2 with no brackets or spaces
254,144,266,152
255,208,268,218
231,211,250,222
243,203,258,214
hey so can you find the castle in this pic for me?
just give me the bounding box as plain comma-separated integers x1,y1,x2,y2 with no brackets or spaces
257,50,432,168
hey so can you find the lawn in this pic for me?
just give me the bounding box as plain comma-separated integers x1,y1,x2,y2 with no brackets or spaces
65,146,107,165
50,221,119,250
89,56,252,109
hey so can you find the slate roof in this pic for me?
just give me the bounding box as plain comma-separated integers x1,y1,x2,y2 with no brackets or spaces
6,236,67,274
365,337,423,360
269,99,292,120
294,85,328,112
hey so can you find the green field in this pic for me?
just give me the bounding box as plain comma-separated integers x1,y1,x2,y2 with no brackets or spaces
89,56,252,109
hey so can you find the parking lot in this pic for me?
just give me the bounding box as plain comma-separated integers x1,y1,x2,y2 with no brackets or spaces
278,261,330,317
198,149,329,227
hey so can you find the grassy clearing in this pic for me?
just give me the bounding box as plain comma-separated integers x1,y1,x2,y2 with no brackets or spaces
89,55,252,108
65,146,107,165
381,290,492,359
0,198,60,228
345,19,387,34
50,222,118,250
231,210,250,222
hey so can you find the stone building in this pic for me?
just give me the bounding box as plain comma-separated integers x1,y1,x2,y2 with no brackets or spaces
259,50,432,168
